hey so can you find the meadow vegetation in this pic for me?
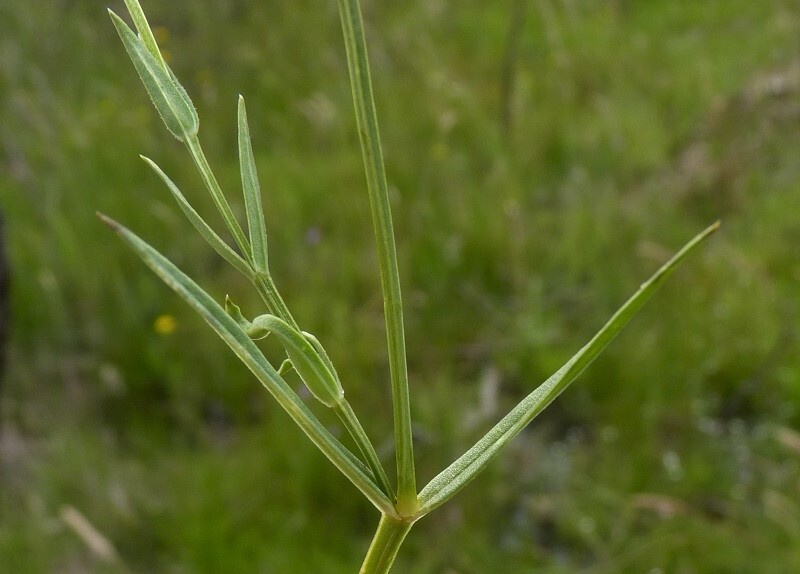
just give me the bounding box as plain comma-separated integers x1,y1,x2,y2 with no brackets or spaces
2,0,800,571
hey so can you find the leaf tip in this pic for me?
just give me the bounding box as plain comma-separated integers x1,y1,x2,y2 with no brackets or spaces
97,212,121,232
696,220,721,243
108,9,127,31
224,296,250,331
224,294,239,315
139,155,156,169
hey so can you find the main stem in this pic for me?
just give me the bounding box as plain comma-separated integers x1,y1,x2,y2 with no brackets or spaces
360,515,414,574
337,0,417,513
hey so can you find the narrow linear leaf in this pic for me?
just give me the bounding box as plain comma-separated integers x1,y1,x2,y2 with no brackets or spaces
337,0,417,512
122,0,167,71
237,96,270,273
98,214,397,517
184,135,253,265
109,10,198,141
416,222,721,516
140,156,253,279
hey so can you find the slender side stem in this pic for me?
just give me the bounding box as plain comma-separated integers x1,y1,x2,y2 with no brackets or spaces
184,135,252,261
253,273,299,331
334,399,394,500
337,0,417,514
360,514,414,574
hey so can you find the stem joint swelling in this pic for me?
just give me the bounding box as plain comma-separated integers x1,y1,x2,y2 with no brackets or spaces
106,0,719,572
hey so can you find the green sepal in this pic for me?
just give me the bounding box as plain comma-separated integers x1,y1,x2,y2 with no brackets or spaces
224,297,267,340
277,359,294,376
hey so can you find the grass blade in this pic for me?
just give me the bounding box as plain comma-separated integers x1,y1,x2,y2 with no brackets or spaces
140,156,253,279
237,96,270,274
98,214,397,517
416,222,721,516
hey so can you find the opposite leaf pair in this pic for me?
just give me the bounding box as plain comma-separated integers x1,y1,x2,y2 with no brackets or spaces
109,0,394,502
104,0,719,571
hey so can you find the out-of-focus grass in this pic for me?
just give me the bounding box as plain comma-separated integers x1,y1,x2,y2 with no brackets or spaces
2,0,800,571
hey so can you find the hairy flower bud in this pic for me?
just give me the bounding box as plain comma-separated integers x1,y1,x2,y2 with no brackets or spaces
110,10,199,141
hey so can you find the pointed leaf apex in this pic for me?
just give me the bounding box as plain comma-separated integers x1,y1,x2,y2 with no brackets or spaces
97,212,122,232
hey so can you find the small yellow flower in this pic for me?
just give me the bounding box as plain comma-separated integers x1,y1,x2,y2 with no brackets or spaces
153,314,177,335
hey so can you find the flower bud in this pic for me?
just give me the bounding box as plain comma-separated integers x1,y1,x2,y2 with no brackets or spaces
110,10,199,141
225,298,344,407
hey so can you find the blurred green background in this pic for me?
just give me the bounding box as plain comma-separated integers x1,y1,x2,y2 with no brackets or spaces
2,0,800,571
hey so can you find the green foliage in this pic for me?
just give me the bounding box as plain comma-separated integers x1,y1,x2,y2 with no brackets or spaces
237,96,270,274
109,10,199,142
2,0,800,572
225,304,345,409
101,0,716,569
100,212,394,516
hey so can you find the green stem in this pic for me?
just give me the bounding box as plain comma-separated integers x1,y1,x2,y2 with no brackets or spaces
360,514,414,574
253,273,299,331
337,0,417,514
185,135,252,261
334,399,394,500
